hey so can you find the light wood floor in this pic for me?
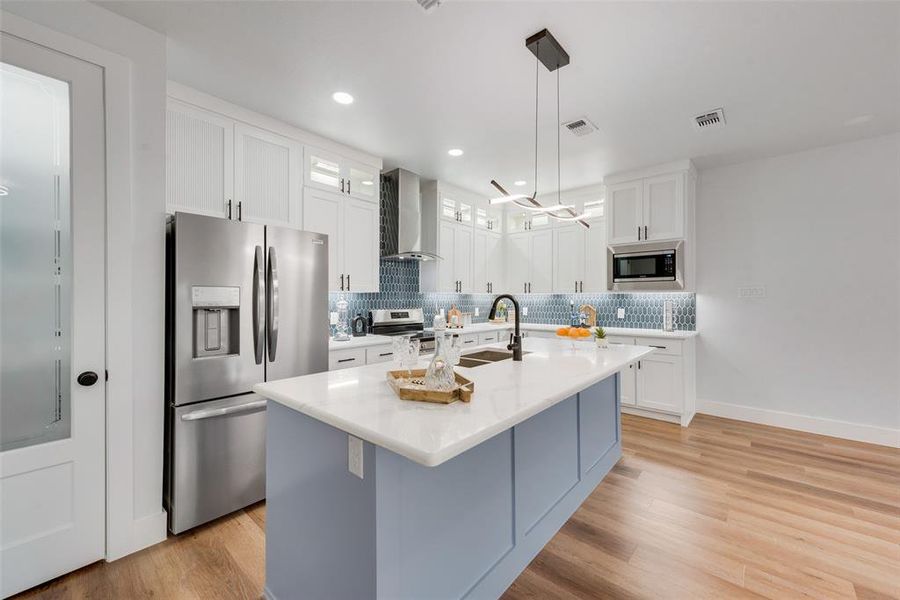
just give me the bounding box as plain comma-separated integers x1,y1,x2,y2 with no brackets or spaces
18,414,900,599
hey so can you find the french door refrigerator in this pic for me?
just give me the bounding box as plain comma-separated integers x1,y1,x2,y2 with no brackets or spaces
165,212,328,533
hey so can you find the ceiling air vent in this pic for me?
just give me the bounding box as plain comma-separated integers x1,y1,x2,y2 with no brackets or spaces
416,0,442,11
562,117,598,137
694,108,726,129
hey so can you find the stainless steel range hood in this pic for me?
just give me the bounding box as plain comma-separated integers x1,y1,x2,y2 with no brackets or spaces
380,168,441,261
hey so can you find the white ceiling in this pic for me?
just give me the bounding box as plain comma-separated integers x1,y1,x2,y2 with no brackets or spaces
98,0,900,197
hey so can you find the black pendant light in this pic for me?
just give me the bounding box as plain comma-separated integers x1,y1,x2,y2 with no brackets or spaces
490,29,589,229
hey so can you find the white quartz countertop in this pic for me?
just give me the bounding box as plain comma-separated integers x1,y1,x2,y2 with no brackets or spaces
426,321,698,340
328,334,393,351
256,338,655,467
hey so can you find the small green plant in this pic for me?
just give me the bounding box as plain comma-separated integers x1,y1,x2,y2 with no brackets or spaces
593,326,606,339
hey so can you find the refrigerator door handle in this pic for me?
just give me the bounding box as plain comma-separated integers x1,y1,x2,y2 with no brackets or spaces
253,245,265,365
180,399,267,421
267,245,280,361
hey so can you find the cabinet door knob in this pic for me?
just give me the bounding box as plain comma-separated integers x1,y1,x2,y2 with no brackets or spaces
237,201,243,221
644,225,648,239
637,226,641,240
340,273,344,291
340,178,345,193
226,199,232,219
347,274,350,291
77,371,99,386
347,180,351,195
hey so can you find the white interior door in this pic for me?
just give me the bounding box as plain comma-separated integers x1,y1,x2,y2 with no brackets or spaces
0,35,107,597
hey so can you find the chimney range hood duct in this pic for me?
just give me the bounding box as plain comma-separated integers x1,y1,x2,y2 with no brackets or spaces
380,168,440,261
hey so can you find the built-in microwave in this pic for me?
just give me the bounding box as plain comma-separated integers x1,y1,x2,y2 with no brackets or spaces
607,241,684,290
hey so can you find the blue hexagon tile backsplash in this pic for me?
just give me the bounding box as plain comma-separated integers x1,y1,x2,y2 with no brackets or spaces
330,260,696,331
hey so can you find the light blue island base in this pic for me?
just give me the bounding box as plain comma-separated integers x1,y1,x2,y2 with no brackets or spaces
265,374,621,600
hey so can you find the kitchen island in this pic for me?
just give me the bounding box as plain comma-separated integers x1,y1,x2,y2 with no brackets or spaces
255,338,654,600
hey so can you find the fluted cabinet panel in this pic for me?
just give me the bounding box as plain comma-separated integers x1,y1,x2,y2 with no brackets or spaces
234,124,300,227
165,101,232,218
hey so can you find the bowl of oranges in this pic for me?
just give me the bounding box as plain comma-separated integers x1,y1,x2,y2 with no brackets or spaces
556,326,592,350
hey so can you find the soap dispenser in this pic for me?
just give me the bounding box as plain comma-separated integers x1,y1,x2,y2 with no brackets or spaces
352,313,367,337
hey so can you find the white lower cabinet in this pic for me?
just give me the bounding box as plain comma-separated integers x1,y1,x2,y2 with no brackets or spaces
458,333,479,348
328,347,366,371
477,331,500,345
607,335,695,426
365,345,395,364
329,343,394,370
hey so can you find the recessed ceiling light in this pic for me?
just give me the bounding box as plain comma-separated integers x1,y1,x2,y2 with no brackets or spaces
447,148,464,157
514,180,527,187
332,91,354,105
844,114,873,126
361,180,373,186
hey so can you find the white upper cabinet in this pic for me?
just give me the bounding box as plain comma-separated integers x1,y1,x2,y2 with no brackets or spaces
303,189,380,293
605,162,693,246
642,173,683,241
506,229,553,293
304,146,380,203
473,230,503,294
474,202,502,233
440,192,474,226
453,226,473,293
342,197,380,292
166,99,234,219
346,162,379,202
302,189,342,290
607,181,643,244
233,123,301,227
583,221,608,293
553,225,586,294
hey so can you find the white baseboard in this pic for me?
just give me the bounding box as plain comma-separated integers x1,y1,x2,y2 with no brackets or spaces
621,405,681,424
698,400,900,448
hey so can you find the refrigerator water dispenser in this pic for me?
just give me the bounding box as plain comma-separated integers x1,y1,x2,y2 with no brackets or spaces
191,286,240,358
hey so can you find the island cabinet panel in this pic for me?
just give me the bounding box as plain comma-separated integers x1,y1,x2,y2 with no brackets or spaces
514,398,580,537
578,374,620,475
374,432,514,600
263,374,623,600
265,401,377,600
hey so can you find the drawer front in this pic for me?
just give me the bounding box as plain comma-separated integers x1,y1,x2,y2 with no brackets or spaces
605,335,635,346
638,337,683,356
328,347,366,370
366,345,395,364
478,332,500,345
459,333,479,348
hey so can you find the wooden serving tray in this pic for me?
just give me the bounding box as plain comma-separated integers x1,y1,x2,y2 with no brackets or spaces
386,369,474,404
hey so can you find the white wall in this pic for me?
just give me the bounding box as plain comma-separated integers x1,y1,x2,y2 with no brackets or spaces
696,134,900,445
3,1,168,554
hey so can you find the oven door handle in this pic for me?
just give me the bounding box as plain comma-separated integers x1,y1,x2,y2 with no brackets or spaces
181,399,267,421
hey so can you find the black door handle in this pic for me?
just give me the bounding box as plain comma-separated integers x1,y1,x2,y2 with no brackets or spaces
77,371,99,386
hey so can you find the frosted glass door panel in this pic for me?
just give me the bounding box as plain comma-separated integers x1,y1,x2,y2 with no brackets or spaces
0,63,71,451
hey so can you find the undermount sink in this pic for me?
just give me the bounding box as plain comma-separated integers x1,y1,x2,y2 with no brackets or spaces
457,348,530,368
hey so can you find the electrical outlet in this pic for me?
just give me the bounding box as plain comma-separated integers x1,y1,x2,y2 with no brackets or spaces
522,306,528,316
738,285,767,299
348,435,363,479
474,307,480,317
329,312,338,325
617,308,625,319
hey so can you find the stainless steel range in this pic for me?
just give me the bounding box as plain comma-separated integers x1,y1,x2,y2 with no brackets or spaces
369,308,435,354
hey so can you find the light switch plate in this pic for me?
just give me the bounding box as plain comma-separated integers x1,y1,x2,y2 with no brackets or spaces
348,435,363,479
522,306,528,316
329,312,338,325
474,307,480,317
617,308,625,319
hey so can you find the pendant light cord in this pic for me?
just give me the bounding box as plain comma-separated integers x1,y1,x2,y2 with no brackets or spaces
557,64,561,205
533,42,539,201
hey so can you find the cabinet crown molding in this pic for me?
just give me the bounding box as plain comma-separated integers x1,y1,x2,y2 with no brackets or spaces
603,159,696,186
167,81,382,170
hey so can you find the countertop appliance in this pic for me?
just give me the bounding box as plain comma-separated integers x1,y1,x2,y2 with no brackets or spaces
607,240,684,291
369,308,435,354
380,169,440,261
165,212,328,534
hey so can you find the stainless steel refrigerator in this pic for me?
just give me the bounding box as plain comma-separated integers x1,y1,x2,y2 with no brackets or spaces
165,212,329,533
